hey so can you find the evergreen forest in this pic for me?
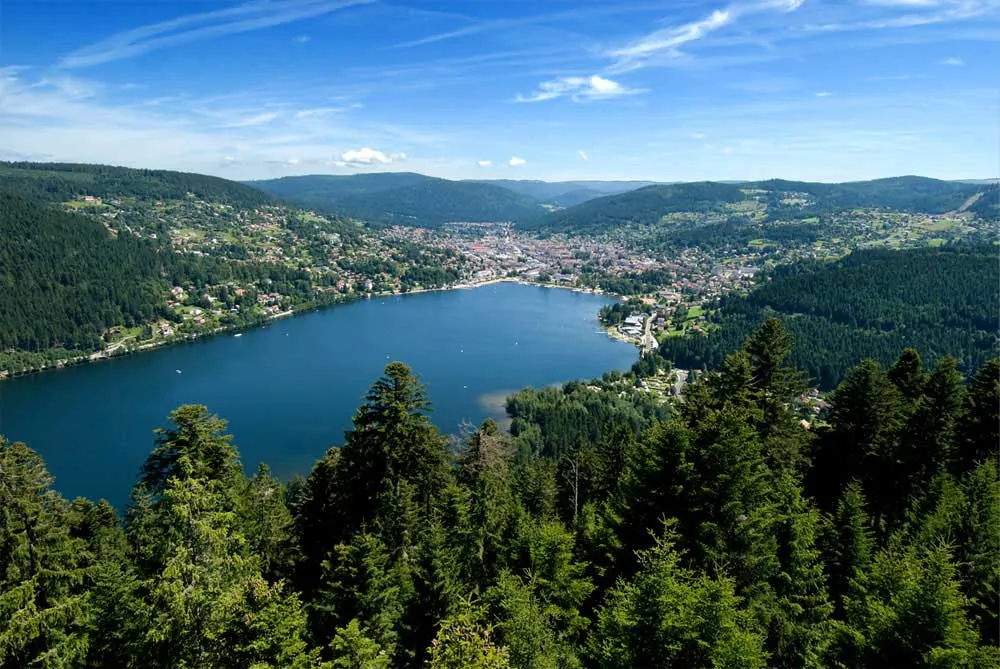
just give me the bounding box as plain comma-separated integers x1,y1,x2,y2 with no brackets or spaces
3,319,997,668
659,246,1000,389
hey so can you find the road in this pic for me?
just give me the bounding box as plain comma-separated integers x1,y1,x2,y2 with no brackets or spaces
641,315,658,355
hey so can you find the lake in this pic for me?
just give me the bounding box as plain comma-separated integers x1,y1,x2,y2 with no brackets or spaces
0,282,637,508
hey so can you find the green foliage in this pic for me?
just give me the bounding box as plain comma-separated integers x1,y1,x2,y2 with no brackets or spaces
0,192,170,352
3,338,998,667
534,176,989,235
591,525,768,669
532,181,747,233
249,173,543,228
660,247,1000,389
0,162,276,207
0,438,91,668
425,608,510,669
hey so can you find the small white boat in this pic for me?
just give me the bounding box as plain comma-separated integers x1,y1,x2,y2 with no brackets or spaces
234,333,242,338
175,369,182,374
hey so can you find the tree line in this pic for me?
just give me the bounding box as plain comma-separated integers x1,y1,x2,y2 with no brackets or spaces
0,162,276,208
2,318,997,667
660,246,999,389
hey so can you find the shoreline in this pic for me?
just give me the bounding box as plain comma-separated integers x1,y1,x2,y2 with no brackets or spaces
1,277,627,382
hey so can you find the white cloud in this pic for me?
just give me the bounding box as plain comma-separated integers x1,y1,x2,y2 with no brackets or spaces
610,9,732,64
293,35,311,43
807,0,998,32
337,147,406,166
941,57,965,65
294,104,362,118
60,0,372,68
516,75,646,103
508,156,526,167
864,0,945,5
577,150,589,161
477,160,492,167
815,91,833,97
606,0,806,72
218,111,280,128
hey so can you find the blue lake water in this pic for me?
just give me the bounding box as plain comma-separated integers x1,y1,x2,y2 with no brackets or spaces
0,282,637,508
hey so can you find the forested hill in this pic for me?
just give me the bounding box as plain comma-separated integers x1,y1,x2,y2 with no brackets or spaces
659,245,1000,389
3,325,998,667
0,162,276,208
0,192,171,352
248,173,545,227
467,178,659,206
532,175,994,234
531,181,747,231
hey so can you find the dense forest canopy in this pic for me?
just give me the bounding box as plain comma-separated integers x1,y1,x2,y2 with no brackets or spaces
2,323,997,667
659,246,1000,389
528,176,995,235
0,193,328,365
0,162,277,208
249,173,545,227
0,193,172,351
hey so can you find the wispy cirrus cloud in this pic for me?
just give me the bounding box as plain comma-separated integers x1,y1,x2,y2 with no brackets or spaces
606,0,804,72
294,103,363,118
804,0,998,31
0,68,451,178
940,56,965,65
477,159,492,167
218,111,281,128
60,0,373,68
515,75,646,103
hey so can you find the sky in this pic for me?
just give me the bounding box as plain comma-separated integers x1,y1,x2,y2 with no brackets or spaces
0,0,997,182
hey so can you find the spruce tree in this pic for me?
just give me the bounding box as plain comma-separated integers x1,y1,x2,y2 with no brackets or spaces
0,438,91,668
955,358,1000,472
591,525,768,669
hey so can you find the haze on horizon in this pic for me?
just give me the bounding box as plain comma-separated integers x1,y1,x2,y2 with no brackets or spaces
1,0,997,183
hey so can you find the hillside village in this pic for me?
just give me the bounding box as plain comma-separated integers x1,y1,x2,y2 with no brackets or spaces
11,168,990,378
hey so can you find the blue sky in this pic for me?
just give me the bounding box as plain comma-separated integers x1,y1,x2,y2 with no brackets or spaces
1,0,997,181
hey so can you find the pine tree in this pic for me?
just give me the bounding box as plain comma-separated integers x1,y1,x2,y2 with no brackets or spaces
843,543,998,667
764,474,834,669
337,362,450,530
126,469,315,668
956,461,1000,646
887,347,926,404
327,619,391,669
0,438,91,668
426,608,510,669
243,463,296,583
312,532,404,659
822,483,874,617
686,406,779,603
591,525,768,669
955,358,999,472
137,404,245,502
900,356,967,496
487,519,594,669
811,359,906,524
457,421,518,585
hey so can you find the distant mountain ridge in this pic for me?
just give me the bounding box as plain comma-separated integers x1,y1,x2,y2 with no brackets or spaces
529,175,999,234
0,161,276,208
248,173,545,227
247,171,997,231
